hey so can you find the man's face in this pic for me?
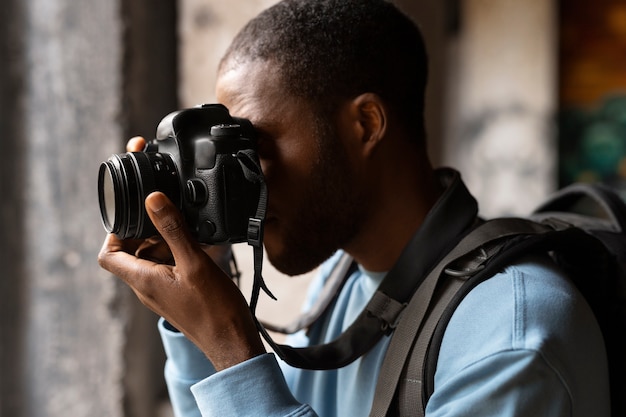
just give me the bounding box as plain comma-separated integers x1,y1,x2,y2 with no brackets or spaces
216,60,365,275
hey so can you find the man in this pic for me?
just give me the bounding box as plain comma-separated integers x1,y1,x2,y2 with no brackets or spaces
98,0,610,416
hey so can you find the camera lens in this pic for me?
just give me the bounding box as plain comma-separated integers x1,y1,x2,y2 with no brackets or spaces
100,167,117,229
98,152,180,239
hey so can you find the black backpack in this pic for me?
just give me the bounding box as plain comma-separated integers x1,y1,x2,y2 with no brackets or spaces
370,183,626,417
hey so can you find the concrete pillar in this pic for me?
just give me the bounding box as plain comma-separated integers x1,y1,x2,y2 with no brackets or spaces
0,0,177,416
0,0,127,415
443,0,558,217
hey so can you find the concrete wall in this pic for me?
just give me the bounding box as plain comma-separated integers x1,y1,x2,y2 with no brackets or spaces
0,0,177,416
0,1,126,415
444,0,558,217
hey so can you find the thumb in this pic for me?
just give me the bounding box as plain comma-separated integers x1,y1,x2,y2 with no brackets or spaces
145,192,200,264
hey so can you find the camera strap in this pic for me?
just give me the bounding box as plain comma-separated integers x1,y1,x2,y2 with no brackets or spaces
238,160,479,371
236,149,276,309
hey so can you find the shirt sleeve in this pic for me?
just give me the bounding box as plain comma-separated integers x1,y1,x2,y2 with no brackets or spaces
425,348,571,416
425,257,610,417
159,318,317,417
191,353,317,417
159,318,215,417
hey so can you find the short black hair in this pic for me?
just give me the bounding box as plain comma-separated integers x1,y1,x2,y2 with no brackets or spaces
220,0,429,142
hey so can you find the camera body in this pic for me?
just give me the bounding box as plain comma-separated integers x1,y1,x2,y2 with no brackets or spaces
98,104,263,244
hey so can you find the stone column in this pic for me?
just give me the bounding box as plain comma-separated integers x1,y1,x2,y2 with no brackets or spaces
0,0,177,416
0,0,126,415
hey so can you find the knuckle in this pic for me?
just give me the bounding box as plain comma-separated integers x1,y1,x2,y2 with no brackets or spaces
97,248,111,269
97,252,106,268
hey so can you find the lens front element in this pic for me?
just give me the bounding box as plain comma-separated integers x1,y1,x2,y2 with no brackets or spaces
97,152,180,239
99,164,118,231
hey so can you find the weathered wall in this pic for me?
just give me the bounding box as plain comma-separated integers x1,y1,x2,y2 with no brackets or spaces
443,0,558,216
0,0,177,416
0,0,126,415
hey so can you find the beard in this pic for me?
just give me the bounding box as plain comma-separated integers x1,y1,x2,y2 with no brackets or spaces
266,118,366,276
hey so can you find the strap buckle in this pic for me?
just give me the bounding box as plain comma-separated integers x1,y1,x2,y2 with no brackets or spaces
367,291,408,334
247,217,264,248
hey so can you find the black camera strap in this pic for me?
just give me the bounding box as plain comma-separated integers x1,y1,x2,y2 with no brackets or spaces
236,149,276,309
238,160,479,371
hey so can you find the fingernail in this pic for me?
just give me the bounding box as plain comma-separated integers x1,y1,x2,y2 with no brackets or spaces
126,136,145,152
146,192,167,213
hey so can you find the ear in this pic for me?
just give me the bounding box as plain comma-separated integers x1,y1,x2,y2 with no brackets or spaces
351,93,388,156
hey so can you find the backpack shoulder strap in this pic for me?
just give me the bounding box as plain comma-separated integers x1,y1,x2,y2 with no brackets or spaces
398,217,611,416
533,182,626,417
532,182,626,232
380,182,625,417
369,218,555,417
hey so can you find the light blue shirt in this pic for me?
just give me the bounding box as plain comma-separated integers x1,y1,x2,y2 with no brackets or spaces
159,252,610,417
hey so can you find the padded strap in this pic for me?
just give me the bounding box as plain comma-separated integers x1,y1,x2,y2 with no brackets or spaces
533,182,626,232
370,218,556,417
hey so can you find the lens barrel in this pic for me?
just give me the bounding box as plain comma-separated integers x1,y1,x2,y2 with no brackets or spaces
98,152,180,239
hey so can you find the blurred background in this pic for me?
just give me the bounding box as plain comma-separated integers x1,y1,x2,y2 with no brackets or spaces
0,0,624,416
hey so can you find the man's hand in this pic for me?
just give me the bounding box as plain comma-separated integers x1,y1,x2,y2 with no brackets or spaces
98,138,265,370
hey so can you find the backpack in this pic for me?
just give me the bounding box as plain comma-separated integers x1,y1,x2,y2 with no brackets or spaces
370,182,626,417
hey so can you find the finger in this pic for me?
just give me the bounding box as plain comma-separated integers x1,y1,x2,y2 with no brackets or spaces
99,232,143,257
144,192,203,266
126,136,146,152
98,234,169,289
135,236,175,264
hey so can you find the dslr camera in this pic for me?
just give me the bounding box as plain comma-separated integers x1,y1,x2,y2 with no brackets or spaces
98,104,264,244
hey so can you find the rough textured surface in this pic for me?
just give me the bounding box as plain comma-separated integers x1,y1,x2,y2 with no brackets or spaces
0,0,176,416
0,0,127,415
21,0,126,415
